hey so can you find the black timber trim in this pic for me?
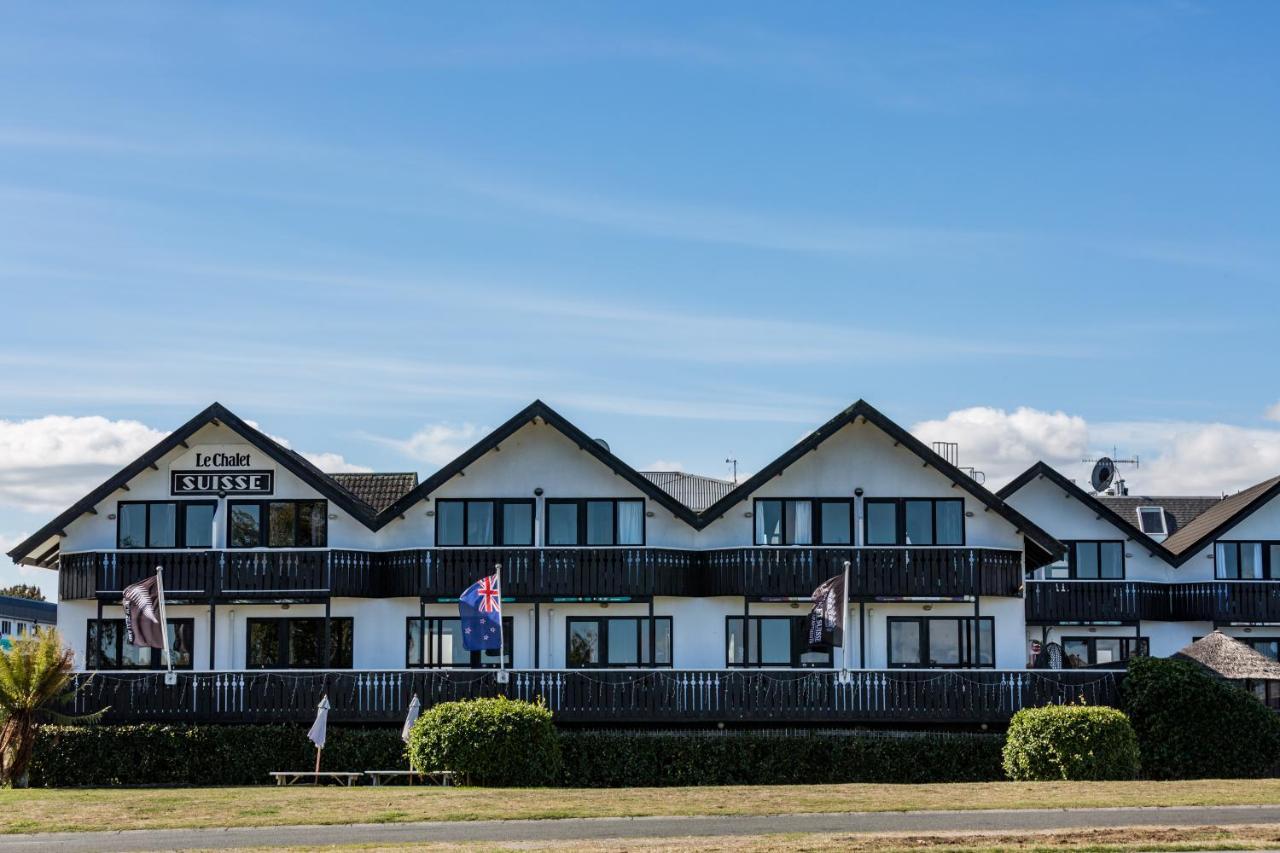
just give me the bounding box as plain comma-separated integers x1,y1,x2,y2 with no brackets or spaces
696,399,1065,562
374,400,699,529
6,402,382,564
996,462,1175,566
1159,480,1280,567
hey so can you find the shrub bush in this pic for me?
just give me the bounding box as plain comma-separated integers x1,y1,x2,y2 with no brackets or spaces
30,724,404,787
560,729,1005,787
1002,705,1139,781
407,697,560,786
1121,656,1280,779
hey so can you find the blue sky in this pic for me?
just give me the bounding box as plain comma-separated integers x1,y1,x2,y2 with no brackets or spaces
2,2,1279,597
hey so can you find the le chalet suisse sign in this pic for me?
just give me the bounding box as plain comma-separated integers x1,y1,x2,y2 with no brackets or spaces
169,445,275,496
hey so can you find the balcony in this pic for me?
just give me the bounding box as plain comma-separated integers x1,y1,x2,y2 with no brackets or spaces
1025,581,1171,624
68,668,1119,726
60,546,1024,603
1170,582,1280,624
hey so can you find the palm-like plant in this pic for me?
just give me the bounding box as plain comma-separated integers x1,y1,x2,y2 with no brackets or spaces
0,629,101,787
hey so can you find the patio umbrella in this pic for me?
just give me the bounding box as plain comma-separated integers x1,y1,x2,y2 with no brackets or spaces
308,695,330,775
401,693,421,743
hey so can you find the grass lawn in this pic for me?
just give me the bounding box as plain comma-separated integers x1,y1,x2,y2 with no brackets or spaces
4,780,1280,835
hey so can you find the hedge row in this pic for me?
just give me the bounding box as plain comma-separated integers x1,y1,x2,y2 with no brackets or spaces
30,724,1003,787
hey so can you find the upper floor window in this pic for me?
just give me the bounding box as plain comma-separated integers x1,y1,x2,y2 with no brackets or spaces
567,617,671,668
229,500,327,548
888,616,993,668
864,498,964,546
246,617,352,668
88,618,193,670
1137,507,1168,536
118,501,216,549
545,499,644,546
1045,541,1125,580
754,499,854,546
1215,542,1280,580
726,615,832,668
407,616,513,668
436,500,534,547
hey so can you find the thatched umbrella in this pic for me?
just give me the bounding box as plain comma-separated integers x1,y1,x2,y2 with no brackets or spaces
1173,630,1280,708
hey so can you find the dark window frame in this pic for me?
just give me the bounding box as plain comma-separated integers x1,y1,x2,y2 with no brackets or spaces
244,616,353,669
116,501,217,549
86,618,195,670
543,499,646,546
227,499,328,548
1062,635,1148,668
1060,540,1127,580
1214,541,1280,580
405,616,514,668
886,616,994,669
862,498,965,546
434,499,535,547
565,616,673,668
724,615,833,668
753,498,855,546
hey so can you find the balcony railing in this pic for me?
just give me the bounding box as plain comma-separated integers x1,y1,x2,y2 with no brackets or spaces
1170,582,1280,623
69,668,1120,725
61,546,1023,603
1025,580,1171,623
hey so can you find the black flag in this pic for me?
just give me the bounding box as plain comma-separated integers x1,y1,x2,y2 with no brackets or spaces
806,573,845,651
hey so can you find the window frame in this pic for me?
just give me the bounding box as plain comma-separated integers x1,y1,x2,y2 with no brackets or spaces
434,499,535,547
86,618,195,670
543,499,646,546
405,616,514,668
565,616,673,668
1136,506,1169,536
886,616,995,669
227,499,329,549
1058,540,1127,580
116,501,217,549
1061,635,1149,668
862,498,966,546
724,615,833,668
753,498,855,546
1214,541,1280,580
244,616,353,669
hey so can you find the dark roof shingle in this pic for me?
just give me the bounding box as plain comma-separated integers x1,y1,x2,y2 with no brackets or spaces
328,472,419,513
640,471,735,512
1097,495,1223,536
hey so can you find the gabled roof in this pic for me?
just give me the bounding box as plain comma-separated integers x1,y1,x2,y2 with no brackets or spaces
1097,495,1223,537
375,400,700,528
640,471,735,512
1161,475,1280,562
329,472,419,513
5,402,383,565
695,400,1065,564
996,462,1174,562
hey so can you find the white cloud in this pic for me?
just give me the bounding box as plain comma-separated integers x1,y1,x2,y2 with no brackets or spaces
644,459,685,472
377,423,487,466
911,407,1089,487
1265,402,1280,422
250,422,371,473
1124,424,1280,495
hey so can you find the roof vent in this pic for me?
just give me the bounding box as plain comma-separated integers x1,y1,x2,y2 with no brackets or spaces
594,438,610,453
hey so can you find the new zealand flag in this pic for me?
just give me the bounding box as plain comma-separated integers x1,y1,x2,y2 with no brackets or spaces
459,573,503,652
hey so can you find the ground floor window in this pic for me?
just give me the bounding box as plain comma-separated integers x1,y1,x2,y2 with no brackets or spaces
245,617,352,669
725,615,832,668
888,616,994,668
87,619,193,669
406,617,513,668
566,617,672,667
1062,636,1148,668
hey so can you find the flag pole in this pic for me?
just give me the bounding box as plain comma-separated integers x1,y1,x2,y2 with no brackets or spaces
155,565,172,673
841,560,851,675
495,562,505,678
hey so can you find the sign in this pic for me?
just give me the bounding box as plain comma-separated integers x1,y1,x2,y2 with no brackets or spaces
169,444,276,496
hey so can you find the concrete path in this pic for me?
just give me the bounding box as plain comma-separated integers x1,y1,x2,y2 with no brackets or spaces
4,804,1280,852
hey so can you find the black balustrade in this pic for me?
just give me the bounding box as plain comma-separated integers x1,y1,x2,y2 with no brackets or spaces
1025,581,1171,623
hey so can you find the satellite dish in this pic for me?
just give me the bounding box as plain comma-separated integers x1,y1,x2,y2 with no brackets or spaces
1091,457,1115,493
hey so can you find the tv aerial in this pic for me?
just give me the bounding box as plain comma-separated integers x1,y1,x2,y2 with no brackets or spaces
1083,448,1139,495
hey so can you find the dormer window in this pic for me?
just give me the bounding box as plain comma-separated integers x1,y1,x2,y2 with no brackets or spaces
1137,506,1168,536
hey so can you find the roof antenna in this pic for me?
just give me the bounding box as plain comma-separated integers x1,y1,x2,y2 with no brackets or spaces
725,457,738,485
1083,447,1139,496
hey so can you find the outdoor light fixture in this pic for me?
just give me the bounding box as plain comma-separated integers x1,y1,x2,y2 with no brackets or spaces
534,487,544,496
107,513,116,521
328,514,337,520
425,510,434,517
744,511,753,518
965,511,975,518
854,487,864,497
645,511,655,518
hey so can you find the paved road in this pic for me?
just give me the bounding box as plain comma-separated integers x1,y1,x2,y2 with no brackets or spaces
4,805,1280,852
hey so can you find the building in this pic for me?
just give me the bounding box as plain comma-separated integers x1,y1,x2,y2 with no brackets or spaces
9,399,1275,728
0,595,56,648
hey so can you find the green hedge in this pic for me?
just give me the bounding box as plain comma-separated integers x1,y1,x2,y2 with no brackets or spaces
559,730,1005,786
1121,656,1280,780
31,724,405,787
408,697,561,787
1002,705,1140,781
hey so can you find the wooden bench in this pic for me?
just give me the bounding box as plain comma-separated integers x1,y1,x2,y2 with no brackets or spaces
269,771,363,787
365,769,459,786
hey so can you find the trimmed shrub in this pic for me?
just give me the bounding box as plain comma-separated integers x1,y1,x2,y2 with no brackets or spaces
1121,656,1280,779
408,697,560,786
560,730,1005,787
30,724,404,787
1002,705,1139,781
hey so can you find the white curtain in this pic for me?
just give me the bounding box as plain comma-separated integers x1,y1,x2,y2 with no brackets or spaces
789,500,812,545
618,501,644,545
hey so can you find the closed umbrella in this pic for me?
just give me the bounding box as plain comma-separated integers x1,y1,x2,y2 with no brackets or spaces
308,695,330,777
401,693,421,744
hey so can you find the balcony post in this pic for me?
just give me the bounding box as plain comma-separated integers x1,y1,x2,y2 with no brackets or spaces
323,598,331,668
208,599,216,670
